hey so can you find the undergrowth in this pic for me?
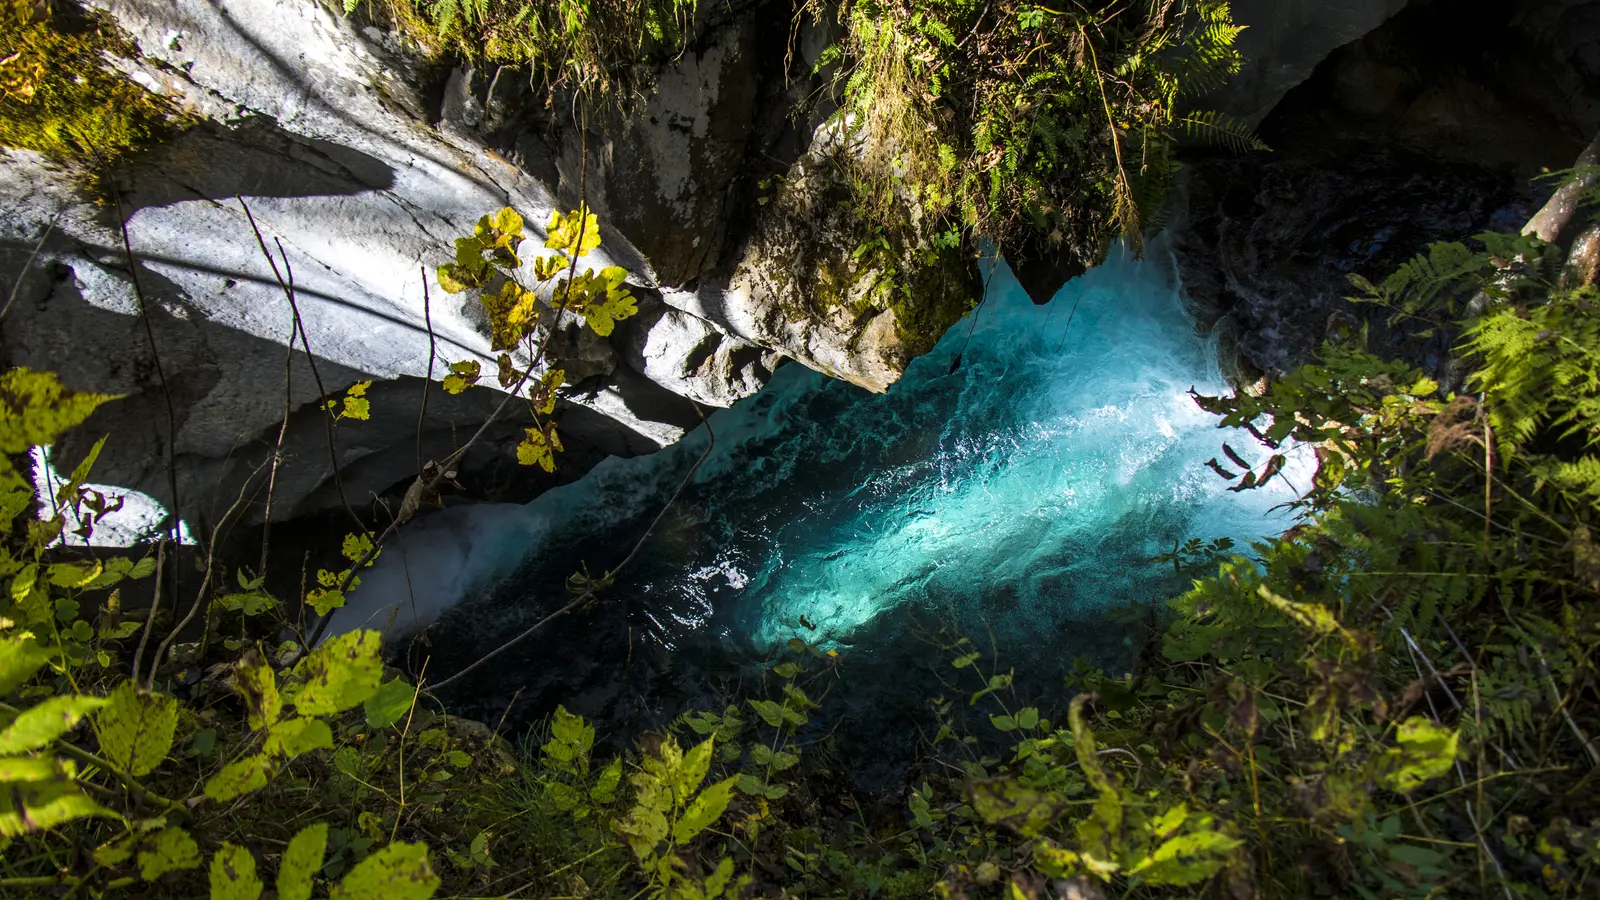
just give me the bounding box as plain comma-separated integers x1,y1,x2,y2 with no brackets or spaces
7,181,1598,898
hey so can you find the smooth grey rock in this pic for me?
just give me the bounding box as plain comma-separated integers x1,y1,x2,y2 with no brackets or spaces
1209,0,1411,126
619,298,781,407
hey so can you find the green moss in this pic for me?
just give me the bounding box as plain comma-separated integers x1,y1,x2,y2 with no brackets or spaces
363,0,697,101
0,0,184,193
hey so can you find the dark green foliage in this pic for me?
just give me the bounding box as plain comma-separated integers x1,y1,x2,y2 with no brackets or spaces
812,0,1251,266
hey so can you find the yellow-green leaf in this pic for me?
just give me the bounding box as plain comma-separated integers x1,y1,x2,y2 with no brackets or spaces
545,206,601,257
341,533,375,564
264,717,334,758
235,658,281,731
0,695,106,754
138,826,201,881
673,775,737,845
95,681,178,776
307,588,346,616
516,425,562,472
210,843,264,900
441,360,481,395
329,841,439,900
0,368,119,454
277,822,328,900
0,755,64,781
1382,717,1460,793
204,754,271,802
294,630,383,716
0,780,117,837
0,635,51,697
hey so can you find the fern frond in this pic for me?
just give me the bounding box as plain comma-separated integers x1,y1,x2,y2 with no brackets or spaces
1178,111,1268,153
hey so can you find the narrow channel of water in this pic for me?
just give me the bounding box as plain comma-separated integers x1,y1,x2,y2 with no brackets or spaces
336,243,1303,748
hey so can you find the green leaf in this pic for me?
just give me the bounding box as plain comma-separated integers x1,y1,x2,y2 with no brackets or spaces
749,699,786,728
265,717,334,758
1387,842,1445,868
138,826,201,881
1016,707,1040,731
0,635,51,697
0,368,119,453
0,695,106,754
1129,827,1244,886
1257,586,1346,640
329,841,439,900
969,779,1067,838
364,679,415,730
0,755,63,781
204,755,271,802
0,780,118,837
95,681,178,776
235,659,281,731
991,715,1017,732
674,737,716,808
1382,717,1460,793
277,823,328,900
441,360,481,395
673,775,737,845
294,631,383,716
591,758,623,804
210,843,264,900
545,206,601,257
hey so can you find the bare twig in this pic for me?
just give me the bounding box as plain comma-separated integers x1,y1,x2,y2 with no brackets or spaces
417,266,435,472
0,212,58,321
235,196,362,531
145,468,261,688
259,300,301,574
130,536,166,681
111,189,183,548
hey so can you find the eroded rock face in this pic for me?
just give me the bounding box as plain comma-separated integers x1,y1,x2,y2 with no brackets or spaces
0,0,829,530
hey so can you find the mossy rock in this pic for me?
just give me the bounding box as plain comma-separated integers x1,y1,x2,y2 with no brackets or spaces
0,0,185,193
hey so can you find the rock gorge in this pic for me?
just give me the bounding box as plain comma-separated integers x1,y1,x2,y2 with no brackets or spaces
4,0,1598,542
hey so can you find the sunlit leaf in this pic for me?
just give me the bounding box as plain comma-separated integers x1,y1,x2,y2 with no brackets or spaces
329,841,439,900
210,843,264,900
294,630,383,716
277,823,328,900
0,695,106,754
137,826,201,881
95,681,177,776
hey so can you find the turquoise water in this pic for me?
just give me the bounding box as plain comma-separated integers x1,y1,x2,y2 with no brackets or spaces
336,244,1302,725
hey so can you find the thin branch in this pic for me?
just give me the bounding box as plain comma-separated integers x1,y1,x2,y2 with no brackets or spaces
417,266,435,472
111,189,183,550
0,212,58,321
130,535,166,682
235,196,362,531
259,297,301,574
145,466,260,688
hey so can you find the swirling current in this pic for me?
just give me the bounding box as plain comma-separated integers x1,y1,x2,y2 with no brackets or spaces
333,244,1304,762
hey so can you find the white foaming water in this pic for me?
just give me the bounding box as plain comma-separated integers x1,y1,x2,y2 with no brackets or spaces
332,244,1306,649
